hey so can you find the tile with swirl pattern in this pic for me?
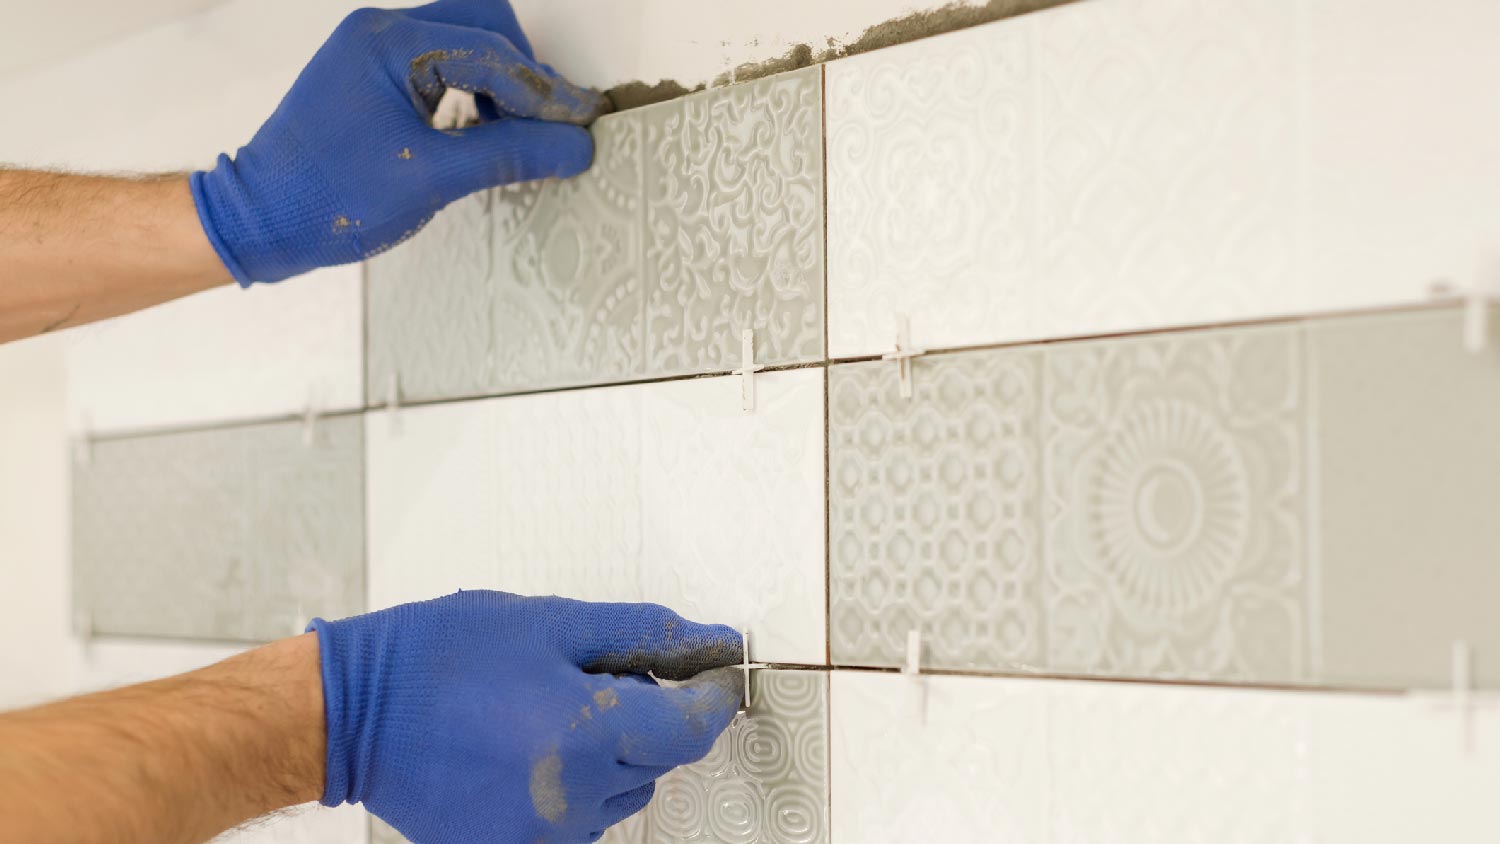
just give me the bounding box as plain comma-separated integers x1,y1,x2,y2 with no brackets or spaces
366,68,824,405
831,305,1500,689
71,416,365,643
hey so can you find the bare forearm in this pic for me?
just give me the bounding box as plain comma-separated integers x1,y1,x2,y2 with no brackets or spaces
0,633,325,844
0,169,233,344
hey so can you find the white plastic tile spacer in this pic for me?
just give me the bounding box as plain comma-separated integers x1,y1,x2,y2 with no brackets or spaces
1464,291,1490,354
386,372,403,433
732,329,765,413
903,628,922,677
1453,639,1474,751
302,404,320,448
902,627,928,724
881,315,926,399
736,629,772,714
293,604,307,638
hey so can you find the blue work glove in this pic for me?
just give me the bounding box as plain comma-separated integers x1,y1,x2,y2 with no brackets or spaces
308,591,744,844
192,0,611,285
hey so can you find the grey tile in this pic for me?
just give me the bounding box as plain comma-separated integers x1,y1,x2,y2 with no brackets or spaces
831,305,1500,690
622,670,829,844
641,68,824,374
366,191,494,404
491,112,646,392
72,417,364,642
366,67,825,404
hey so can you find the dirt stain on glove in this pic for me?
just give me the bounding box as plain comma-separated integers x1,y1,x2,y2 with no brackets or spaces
529,749,568,824
593,687,620,712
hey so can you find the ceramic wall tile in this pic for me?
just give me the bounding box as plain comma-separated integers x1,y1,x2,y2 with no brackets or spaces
366,370,825,664
826,0,1500,357
831,672,1500,844
620,670,829,844
219,806,370,844
366,191,494,405
367,68,824,403
831,305,1500,689
829,673,1051,843
72,416,365,642
66,265,362,434
834,674,1500,844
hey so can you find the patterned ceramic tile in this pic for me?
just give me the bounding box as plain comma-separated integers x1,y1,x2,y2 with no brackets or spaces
366,191,494,405
829,348,1045,671
625,670,828,844
826,0,1500,358
66,265,363,433
367,68,824,403
832,305,1500,689
366,370,826,664
641,68,824,374
831,671,1500,844
1041,327,1308,681
72,417,365,642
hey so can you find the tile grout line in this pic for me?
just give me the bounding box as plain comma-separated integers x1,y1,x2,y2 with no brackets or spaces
87,298,1466,444
820,63,834,839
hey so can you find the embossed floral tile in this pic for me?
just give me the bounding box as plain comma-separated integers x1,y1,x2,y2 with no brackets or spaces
830,672,1500,844
72,416,365,643
829,305,1500,690
368,66,824,406
365,369,826,665
825,0,1500,358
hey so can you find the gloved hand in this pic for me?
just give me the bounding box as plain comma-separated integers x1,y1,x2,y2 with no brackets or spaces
192,0,611,285
308,591,744,844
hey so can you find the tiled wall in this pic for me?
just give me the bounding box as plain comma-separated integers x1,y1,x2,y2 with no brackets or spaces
67,0,1500,840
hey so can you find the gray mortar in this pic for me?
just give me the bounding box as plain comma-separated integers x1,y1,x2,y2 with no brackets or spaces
603,0,1079,111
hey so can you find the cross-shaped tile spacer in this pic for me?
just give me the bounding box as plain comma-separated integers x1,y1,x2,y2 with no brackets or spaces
881,315,926,399
733,329,765,412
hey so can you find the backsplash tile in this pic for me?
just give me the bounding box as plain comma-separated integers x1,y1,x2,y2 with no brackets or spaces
830,305,1500,689
627,670,829,844
367,370,826,665
641,69,824,374
366,191,494,405
73,417,365,642
368,68,824,403
831,671,1500,843
66,265,363,434
826,0,1500,358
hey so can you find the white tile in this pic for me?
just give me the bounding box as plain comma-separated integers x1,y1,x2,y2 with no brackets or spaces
366,370,826,663
826,0,1500,358
365,400,499,611
65,265,362,434
637,373,826,665
831,672,1500,843
830,672,1051,844
217,805,369,844
70,639,247,694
